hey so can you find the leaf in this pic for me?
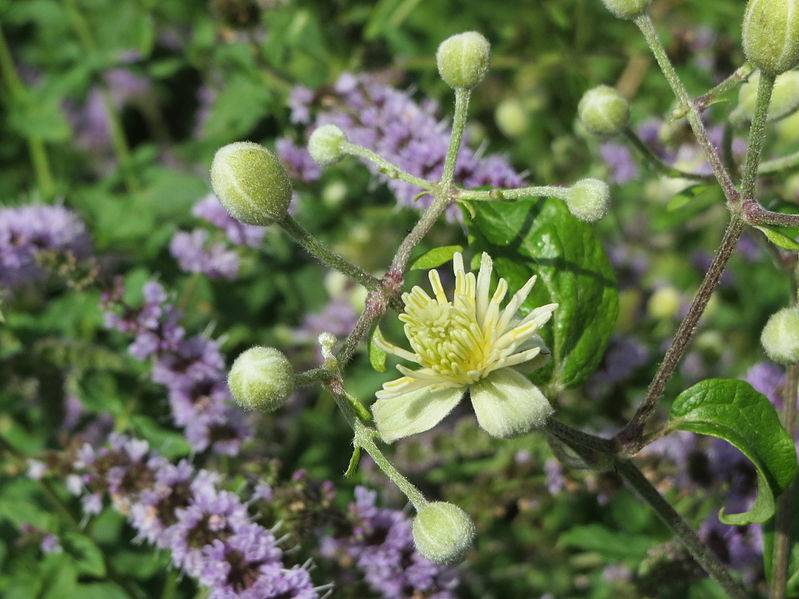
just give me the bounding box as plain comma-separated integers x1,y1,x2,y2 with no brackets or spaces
63,533,105,577
410,245,463,270
369,326,387,373
755,225,799,251
467,198,618,389
130,415,191,459
669,379,797,524
666,184,713,212
556,524,654,560
67,583,129,599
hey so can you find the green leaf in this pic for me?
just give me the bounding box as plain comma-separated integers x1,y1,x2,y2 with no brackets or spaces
369,326,387,373
410,245,463,270
467,198,618,389
556,524,654,560
63,533,105,577
755,225,799,251
669,379,797,524
666,184,713,212
130,415,191,459
68,583,129,599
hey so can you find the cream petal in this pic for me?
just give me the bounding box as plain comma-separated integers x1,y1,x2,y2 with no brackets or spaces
372,386,465,443
496,275,538,333
374,335,420,363
470,368,553,438
475,252,493,324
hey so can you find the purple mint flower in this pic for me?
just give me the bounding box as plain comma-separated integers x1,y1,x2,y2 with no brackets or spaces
276,138,322,183
586,335,647,398
289,86,314,124
0,204,90,289
744,362,785,408
192,195,265,248
544,458,565,495
170,229,239,279
600,142,638,183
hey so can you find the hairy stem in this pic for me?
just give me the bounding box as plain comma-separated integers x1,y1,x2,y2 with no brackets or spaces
616,460,749,599
278,214,401,310
771,363,799,599
615,216,745,453
623,127,714,181
740,72,775,204
457,185,570,202
440,87,470,189
691,63,753,115
634,14,739,207
342,142,435,190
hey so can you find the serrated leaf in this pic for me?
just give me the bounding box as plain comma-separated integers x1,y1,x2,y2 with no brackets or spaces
755,225,799,251
669,379,797,524
410,245,463,271
369,326,387,373
467,198,618,389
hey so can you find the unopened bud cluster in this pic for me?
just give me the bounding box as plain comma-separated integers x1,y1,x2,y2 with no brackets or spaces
578,85,630,137
228,346,295,411
308,124,347,165
600,0,651,20
566,179,610,223
743,0,799,75
761,307,799,364
436,31,491,89
735,70,799,123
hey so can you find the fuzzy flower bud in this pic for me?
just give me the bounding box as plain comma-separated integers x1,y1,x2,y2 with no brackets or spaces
600,0,651,19
761,307,799,363
308,124,347,166
565,179,610,222
743,0,799,75
228,346,295,411
734,70,799,123
210,142,292,226
412,502,475,564
647,286,681,320
578,85,630,136
436,31,491,89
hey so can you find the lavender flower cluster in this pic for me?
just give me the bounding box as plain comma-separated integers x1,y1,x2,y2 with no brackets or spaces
0,204,90,291
170,194,266,279
322,486,459,599
65,433,318,599
102,279,250,455
284,73,523,219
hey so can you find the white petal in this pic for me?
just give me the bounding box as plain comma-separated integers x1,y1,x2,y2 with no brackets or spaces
372,386,465,443
496,275,538,333
428,269,449,304
374,335,420,363
470,368,553,438
475,252,493,324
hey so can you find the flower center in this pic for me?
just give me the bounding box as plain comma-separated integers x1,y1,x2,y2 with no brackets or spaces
402,300,486,383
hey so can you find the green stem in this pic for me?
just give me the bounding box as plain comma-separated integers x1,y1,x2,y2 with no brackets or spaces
634,14,739,207
342,142,434,190
760,151,799,174
771,363,799,599
679,63,753,117
615,460,749,599
740,72,775,203
161,570,179,599
623,128,714,181
278,214,400,309
353,418,428,511
440,87,470,189
457,185,570,202
63,0,138,192
0,26,56,201
616,216,745,454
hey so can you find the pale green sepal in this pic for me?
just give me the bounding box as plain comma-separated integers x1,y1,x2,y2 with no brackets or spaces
470,368,553,438
372,386,464,443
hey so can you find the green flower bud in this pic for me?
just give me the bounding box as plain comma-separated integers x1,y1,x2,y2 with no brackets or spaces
600,0,651,20
743,0,799,75
735,70,799,123
412,502,475,564
761,307,799,363
566,179,610,222
210,142,292,226
647,286,681,320
308,124,347,166
228,346,294,411
495,98,529,138
436,31,491,89
578,85,630,136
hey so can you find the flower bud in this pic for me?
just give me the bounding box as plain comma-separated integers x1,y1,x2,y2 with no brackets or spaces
565,179,610,222
761,307,799,363
436,32,491,89
210,142,292,226
495,98,529,138
308,124,347,166
743,0,799,75
735,70,799,123
228,346,294,411
600,0,651,19
578,85,630,136
412,502,475,564
647,286,681,320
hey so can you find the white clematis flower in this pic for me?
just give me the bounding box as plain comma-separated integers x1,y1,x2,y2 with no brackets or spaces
372,252,558,442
